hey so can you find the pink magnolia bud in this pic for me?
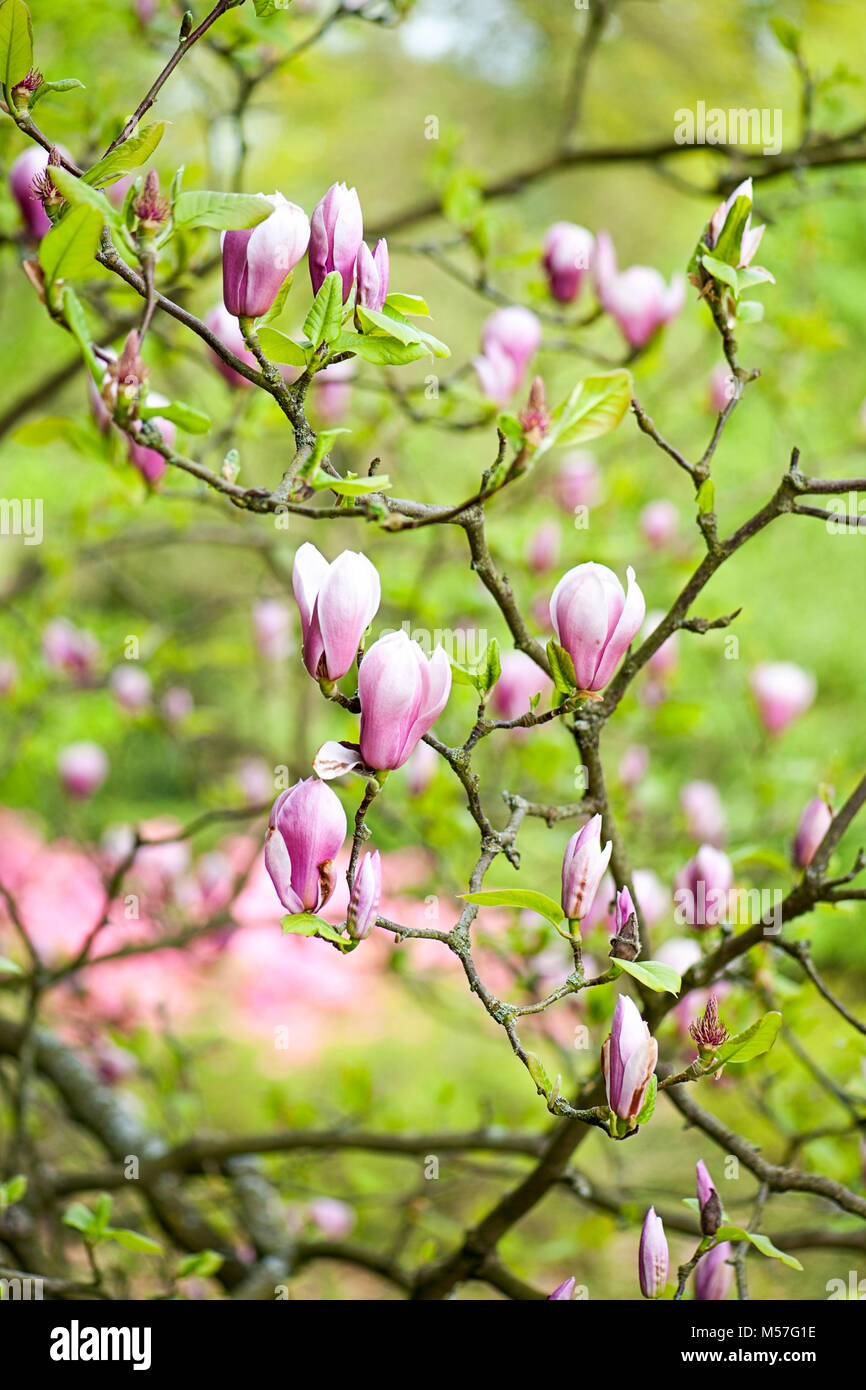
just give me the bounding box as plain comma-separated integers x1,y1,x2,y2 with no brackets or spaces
749,661,816,736
161,686,193,724
674,845,734,928
58,741,109,799
355,237,389,312
547,1277,576,1301
549,562,646,692
632,868,670,927
619,743,649,789
358,630,451,772
542,222,594,303
474,306,542,405
708,363,737,414
614,884,635,934
222,192,311,318
640,498,679,549
639,1207,668,1299
127,393,176,484
681,780,727,847
109,664,152,713
594,232,684,347
292,542,381,681
135,0,158,22
518,375,550,446
694,1241,733,1301
347,849,381,939
601,993,658,1122
237,757,274,804
561,814,613,920
706,178,769,272
252,598,292,663
312,357,355,424
696,1159,723,1235
8,146,52,239
308,1197,355,1239
793,795,833,868
205,305,259,388
265,777,347,914
490,651,551,725
406,739,437,797
556,451,600,512
525,519,560,574
309,181,363,302
42,618,101,683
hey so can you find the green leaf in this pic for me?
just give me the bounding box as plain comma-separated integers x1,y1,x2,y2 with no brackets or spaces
14,415,95,453
384,291,430,317
82,122,166,188
176,1249,225,1279
614,959,681,995
482,637,501,696
257,272,294,326
28,76,85,108
450,658,483,692
736,300,764,324
770,16,801,56
173,189,273,230
356,305,450,358
715,1225,803,1271
281,912,355,952
546,639,577,695
496,412,524,449
0,0,33,92
716,1011,782,1065
462,888,564,928
301,426,351,476
48,165,120,229
0,1174,26,1210
635,1071,657,1125
39,204,104,291
700,253,739,295
62,287,101,381
711,195,751,267
0,956,24,976
696,478,715,514
106,1227,163,1255
62,1202,97,1236
140,399,211,434
253,0,279,15
737,266,774,290
525,1050,552,1096
311,474,391,497
542,370,632,455
256,326,310,367
304,271,344,349
336,332,427,366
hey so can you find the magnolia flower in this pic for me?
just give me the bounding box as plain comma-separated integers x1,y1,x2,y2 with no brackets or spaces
474,307,542,405
542,222,594,303
793,796,833,869
265,778,347,915
674,845,734,928
309,181,364,301
347,850,381,939
706,177,771,275
694,1241,733,1301
292,543,380,682
355,238,390,312
547,1277,576,1301
358,631,451,772
561,814,613,921
638,1208,668,1299
750,662,816,736
640,499,679,549
222,192,310,318
549,562,646,692
58,742,109,799
594,232,685,347
602,994,658,1122
681,781,727,847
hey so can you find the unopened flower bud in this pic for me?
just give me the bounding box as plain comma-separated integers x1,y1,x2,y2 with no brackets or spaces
347,850,381,939
518,375,550,446
132,169,171,235
638,1207,668,1299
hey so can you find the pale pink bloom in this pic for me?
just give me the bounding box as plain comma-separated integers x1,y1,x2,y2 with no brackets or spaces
708,363,737,414
252,598,293,662
619,744,649,789
681,781,727,847
205,304,259,388
640,498,679,549
793,796,833,869
594,232,685,347
556,451,601,512
292,542,380,682
58,742,109,799
312,356,355,424
525,520,561,574
549,561,646,691
308,1197,356,1240
109,664,152,713
490,651,552,727
161,686,194,723
750,661,816,736
542,222,594,303
42,618,101,684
